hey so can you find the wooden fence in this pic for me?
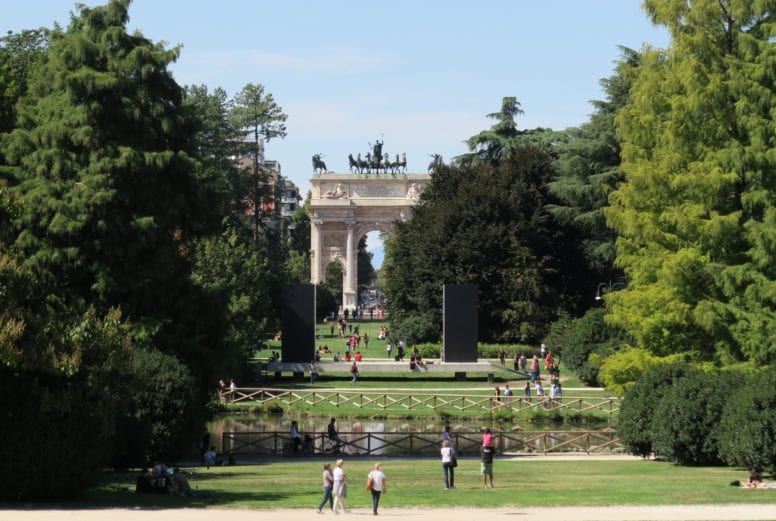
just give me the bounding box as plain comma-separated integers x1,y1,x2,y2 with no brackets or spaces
224,387,619,416
220,429,622,457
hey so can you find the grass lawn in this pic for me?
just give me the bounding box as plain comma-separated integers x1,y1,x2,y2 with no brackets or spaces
85,458,765,509
258,320,599,392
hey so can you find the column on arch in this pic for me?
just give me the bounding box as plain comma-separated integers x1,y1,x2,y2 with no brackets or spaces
310,218,322,284
343,221,357,311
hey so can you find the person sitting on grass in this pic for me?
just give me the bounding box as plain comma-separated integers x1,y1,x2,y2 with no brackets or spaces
735,469,776,489
203,446,219,468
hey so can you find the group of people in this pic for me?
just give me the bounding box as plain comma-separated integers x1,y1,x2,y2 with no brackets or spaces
317,418,387,515
409,351,427,370
316,460,387,515
137,463,193,496
440,425,495,490
217,378,237,402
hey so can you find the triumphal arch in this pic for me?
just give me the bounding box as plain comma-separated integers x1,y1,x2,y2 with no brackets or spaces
310,172,430,311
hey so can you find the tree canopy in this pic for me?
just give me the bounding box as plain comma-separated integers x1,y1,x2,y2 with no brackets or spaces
605,0,776,364
384,138,588,343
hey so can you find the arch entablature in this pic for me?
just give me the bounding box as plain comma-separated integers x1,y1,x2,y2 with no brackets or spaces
310,173,430,310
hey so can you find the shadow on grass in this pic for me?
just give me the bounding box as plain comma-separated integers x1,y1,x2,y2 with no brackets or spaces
75,487,302,509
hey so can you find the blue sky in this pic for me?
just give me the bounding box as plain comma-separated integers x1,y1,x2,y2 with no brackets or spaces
4,1,670,267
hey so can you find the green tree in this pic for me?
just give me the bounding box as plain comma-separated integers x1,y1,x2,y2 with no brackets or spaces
1,0,226,479
463,96,523,163
384,144,585,343
605,1,776,364
719,368,776,474
229,83,287,239
0,29,49,136
547,307,632,386
357,235,376,293
547,47,640,279
191,222,277,366
184,84,248,217
651,369,738,465
617,363,689,457
284,195,312,283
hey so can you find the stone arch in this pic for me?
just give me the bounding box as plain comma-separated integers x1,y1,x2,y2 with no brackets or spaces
310,173,429,311
353,221,395,245
322,256,346,279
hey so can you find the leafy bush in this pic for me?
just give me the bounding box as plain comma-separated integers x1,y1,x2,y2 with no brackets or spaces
415,343,441,358
718,368,776,474
0,369,113,500
110,349,199,468
542,312,573,359
551,308,631,386
389,313,439,345
596,347,667,395
478,343,537,359
651,369,738,465
617,363,689,457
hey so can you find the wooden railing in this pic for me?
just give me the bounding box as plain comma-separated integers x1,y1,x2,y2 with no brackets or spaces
223,388,619,416
220,429,622,457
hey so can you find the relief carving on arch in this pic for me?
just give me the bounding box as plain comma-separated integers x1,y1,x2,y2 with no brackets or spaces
322,231,345,249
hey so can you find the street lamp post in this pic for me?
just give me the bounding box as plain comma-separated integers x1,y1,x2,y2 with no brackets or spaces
595,281,626,301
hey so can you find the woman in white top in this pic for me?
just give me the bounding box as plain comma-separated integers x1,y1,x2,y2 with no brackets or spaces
367,462,387,515
440,440,455,489
332,458,347,514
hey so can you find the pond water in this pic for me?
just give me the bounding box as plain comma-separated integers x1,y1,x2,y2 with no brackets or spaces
207,413,615,456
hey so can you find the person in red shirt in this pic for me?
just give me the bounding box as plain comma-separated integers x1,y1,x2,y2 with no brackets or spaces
355,351,363,361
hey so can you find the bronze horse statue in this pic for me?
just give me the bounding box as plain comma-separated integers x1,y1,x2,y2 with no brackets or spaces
348,154,360,173
312,153,327,174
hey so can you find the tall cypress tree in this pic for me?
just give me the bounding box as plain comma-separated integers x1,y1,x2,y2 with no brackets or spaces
4,0,217,348
547,47,640,279
1,0,230,470
606,0,776,363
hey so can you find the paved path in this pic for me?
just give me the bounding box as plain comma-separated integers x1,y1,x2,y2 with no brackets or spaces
5,505,776,521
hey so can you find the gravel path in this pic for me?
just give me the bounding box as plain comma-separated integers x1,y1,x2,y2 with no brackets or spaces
4,505,776,521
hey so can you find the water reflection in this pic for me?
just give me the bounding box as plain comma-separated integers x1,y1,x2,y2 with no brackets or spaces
208,414,614,456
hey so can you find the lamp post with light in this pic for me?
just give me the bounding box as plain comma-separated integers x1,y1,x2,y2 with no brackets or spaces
595,281,626,301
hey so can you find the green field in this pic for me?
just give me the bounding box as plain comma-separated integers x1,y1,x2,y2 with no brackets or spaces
84,324,757,510
86,458,764,509
244,320,612,420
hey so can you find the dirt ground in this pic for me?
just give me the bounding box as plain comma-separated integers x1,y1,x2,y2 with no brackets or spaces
4,505,776,521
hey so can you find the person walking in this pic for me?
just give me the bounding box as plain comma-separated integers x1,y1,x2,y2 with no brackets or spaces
316,463,334,514
441,440,455,489
441,424,452,443
350,362,359,386
367,462,387,515
332,459,348,514
480,444,495,488
504,383,513,405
